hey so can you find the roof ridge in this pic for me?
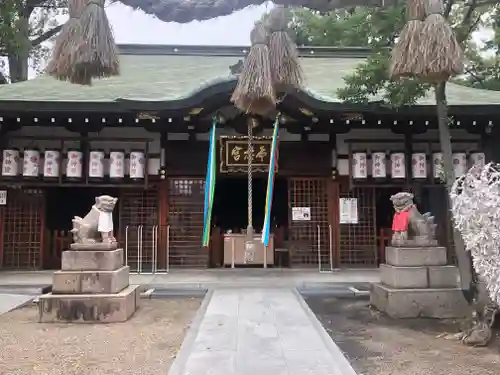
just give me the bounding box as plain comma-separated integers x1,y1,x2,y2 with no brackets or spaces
117,44,372,58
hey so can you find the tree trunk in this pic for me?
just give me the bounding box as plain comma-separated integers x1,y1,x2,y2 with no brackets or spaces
435,82,475,303
8,53,29,83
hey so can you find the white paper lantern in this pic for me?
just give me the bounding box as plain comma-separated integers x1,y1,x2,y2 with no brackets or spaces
23,149,40,177
351,152,367,179
371,152,387,178
129,150,145,179
109,150,125,179
470,152,486,168
2,149,20,177
432,153,444,179
453,153,467,178
43,149,60,179
66,149,83,179
88,150,105,179
412,153,427,179
391,152,405,179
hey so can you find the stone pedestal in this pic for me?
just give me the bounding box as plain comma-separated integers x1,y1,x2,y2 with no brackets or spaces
371,246,470,318
39,248,140,323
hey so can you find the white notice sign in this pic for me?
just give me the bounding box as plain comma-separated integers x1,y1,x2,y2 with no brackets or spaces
0,190,7,205
292,207,311,221
339,198,358,224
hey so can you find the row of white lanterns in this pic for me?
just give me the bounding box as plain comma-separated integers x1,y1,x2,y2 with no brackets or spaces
351,152,485,179
1,149,147,179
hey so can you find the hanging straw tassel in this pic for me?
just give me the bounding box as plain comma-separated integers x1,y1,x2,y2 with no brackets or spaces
266,6,303,93
231,21,276,116
68,0,120,85
390,0,425,79
418,0,464,82
46,0,88,83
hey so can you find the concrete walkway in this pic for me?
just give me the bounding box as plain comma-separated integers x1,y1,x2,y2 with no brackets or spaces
0,293,34,315
169,288,357,375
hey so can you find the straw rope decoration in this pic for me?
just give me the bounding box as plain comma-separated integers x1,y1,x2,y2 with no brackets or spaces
68,0,120,85
46,0,88,82
266,6,303,93
231,21,276,116
418,0,464,81
390,0,425,78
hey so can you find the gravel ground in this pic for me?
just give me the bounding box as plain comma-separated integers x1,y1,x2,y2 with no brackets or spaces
305,295,500,375
0,298,202,375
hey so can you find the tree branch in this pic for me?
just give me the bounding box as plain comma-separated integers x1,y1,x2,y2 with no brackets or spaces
30,24,63,46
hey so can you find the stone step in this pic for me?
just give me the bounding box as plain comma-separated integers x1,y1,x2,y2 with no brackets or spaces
62,248,124,271
38,284,140,323
380,264,459,289
385,246,447,267
52,266,130,294
370,283,470,319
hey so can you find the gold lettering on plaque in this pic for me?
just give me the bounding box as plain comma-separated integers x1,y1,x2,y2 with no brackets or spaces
231,146,243,162
255,145,268,163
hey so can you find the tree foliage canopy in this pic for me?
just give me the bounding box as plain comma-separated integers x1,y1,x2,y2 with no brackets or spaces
287,2,500,107
0,0,65,83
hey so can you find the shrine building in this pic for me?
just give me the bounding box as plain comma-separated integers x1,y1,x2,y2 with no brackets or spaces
0,44,498,271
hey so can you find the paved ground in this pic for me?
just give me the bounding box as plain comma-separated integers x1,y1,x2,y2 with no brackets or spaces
305,295,500,375
0,269,379,293
0,293,33,315
169,288,357,375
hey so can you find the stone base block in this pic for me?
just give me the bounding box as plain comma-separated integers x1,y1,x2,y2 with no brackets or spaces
62,248,124,271
38,284,140,323
370,283,470,319
380,264,428,288
70,242,118,251
52,266,130,294
386,246,447,267
429,265,459,288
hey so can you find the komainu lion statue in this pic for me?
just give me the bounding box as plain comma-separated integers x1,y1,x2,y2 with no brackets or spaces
390,192,437,246
71,195,118,248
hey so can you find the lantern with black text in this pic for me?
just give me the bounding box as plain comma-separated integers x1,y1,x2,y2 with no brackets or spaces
109,150,125,179
470,152,485,169
351,152,367,179
2,148,20,177
391,152,405,179
23,149,40,178
452,153,467,178
66,149,83,179
411,153,427,179
371,152,387,178
129,150,145,180
88,149,105,180
43,149,60,179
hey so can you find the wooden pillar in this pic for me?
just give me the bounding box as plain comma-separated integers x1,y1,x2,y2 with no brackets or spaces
328,132,340,268
0,127,8,269
481,125,500,163
158,131,169,270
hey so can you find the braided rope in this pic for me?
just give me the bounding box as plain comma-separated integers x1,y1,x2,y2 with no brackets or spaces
247,119,253,237
118,0,389,23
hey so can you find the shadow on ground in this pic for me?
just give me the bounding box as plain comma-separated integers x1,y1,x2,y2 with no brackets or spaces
304,295,500,375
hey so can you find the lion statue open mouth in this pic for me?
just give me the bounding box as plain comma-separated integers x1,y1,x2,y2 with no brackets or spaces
390,192,437,247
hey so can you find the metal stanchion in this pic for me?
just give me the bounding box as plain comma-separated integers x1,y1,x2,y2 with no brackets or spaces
152,225,158,274
166,225,170,273
125,225,129,267
317,225,322,272
137,225,143,274
329,224,334,272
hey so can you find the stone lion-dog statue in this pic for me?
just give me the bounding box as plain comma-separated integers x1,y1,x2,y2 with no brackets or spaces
390,192,437,246
70,195,118,249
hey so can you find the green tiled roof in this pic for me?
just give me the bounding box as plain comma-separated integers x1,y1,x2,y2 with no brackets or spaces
0,45,499,106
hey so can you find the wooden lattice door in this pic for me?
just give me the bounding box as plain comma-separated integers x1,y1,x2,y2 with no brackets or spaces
288,178,331,268
168,177,207,267
2,189,45,270
339,186,377,266
119,189,158,272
